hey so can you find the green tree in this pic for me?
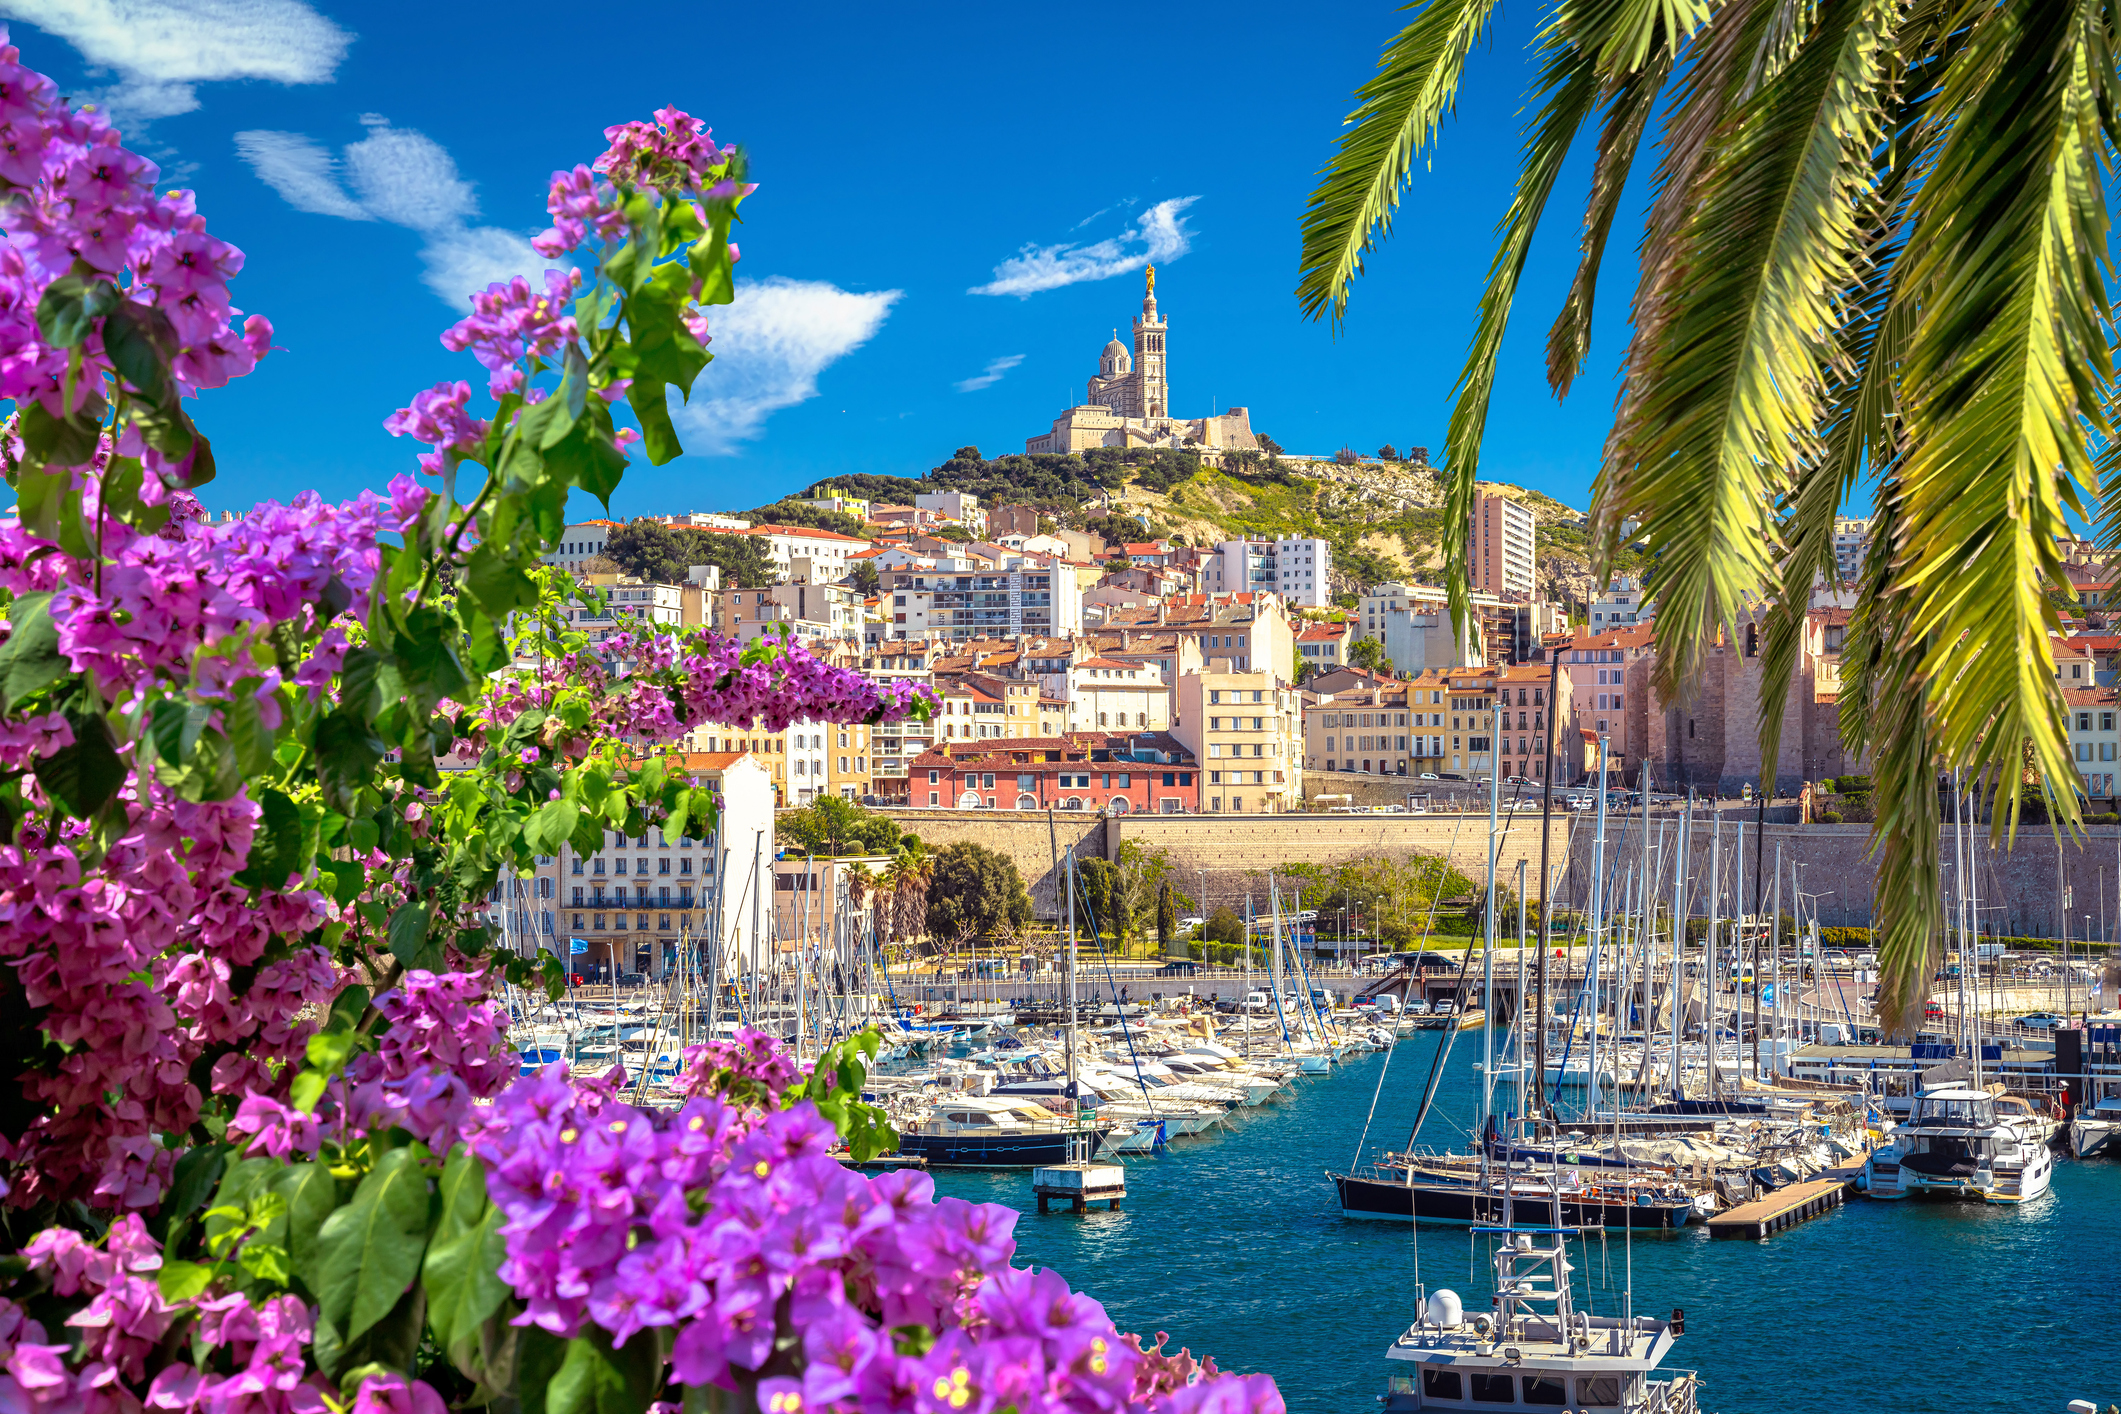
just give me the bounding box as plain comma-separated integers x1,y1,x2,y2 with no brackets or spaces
925,841,1032,940
1074,856,1123,946
1083,513,1143,548
745,500,869,539
777,796,900,856
1157,879,1177,954
1299,0,2121,1031
1348,636,1393,676
1204,906,1245,951
850,559,881,596
605,518,692,581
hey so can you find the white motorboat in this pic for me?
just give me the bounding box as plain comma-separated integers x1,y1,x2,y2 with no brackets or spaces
1377,1232,1698,1412
2070,1077,2120,1157
1866,1086,2053,1203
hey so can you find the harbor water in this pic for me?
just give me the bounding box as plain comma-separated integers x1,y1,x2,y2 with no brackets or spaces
929,1036,2116,1414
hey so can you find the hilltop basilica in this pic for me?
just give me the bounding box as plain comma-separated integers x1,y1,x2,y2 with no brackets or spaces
1024,267,1260,461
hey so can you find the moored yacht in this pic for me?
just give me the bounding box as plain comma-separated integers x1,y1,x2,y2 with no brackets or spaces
2070,1076,2120,1157
885,1095,1118,1169
1865,1086,2053,1203
1377,1231,1698,1412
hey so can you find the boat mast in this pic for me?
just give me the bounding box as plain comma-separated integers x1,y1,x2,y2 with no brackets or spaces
1706,805,1720,1100
1515,858,1528,1133
1586,734,1611,1125
1481,699,1501,1151
1670,791,1690,1098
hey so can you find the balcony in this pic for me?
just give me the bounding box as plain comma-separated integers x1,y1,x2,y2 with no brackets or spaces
873,760,908,777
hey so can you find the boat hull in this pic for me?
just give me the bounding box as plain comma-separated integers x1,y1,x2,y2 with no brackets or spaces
2072,1119,2115,1158
891,1127,1112,1169
1331,1172,1694,1229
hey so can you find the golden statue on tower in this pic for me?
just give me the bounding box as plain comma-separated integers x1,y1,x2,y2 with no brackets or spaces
1145,264,1156,296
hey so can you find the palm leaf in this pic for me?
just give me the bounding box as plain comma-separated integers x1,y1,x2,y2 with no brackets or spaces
1545,55,1670,398
1438,29,1605,638
1603,0,1898,702
1296,0,1503,327
1892,0,2116,840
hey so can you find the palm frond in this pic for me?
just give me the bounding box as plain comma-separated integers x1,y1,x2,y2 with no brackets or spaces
1296,0,1502,327
1545,56,1670,399
1437,31,1605,638
1892,0,2116,845
1602,0,1897,701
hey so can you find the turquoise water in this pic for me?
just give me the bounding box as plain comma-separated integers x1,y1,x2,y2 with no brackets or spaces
930,1039,2119,1414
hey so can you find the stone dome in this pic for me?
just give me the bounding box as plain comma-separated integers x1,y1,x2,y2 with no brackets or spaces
1102,337,1128,359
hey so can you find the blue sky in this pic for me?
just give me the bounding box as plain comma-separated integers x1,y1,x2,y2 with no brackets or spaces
3,0,1637,520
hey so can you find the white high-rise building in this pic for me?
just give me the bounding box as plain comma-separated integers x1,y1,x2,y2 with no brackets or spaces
1207,535,1332,608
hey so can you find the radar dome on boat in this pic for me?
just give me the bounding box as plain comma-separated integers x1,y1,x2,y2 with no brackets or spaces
1425,1290,1463,1327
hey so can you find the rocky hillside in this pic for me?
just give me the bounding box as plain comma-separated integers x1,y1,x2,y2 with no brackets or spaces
1112,456,1630,606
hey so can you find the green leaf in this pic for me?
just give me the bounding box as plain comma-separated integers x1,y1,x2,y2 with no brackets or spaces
278,1161,342,1291
424,1150,510,1355
235,786,308,889
624,381,682,466
17,396,107,471
38,686,126,818
35,273,120,349
545,1326,662,1414
163,1144,229,1230
515,1326,571,1414
314,709,388,805
542,424,628,506
0,594,67,710
386,899,433,966
529,799,579,854
102,300,176,402
466,543,537,620
313,1282,427,1381
158,1260,216,1303
315,1147,434,1345
225,686,277,778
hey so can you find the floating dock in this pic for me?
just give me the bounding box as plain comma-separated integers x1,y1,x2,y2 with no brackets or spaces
1033,1162,1127,1213
1705,1169,1860,1239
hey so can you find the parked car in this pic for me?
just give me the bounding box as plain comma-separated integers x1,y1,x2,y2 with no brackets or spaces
1403,998,1432,1016
1155,960,1198,976
1418,772,1440,780
1179,915,1205,932
2016,1012,2068,1030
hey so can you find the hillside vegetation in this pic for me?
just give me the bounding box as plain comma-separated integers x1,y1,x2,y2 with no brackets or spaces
801,447,1640,605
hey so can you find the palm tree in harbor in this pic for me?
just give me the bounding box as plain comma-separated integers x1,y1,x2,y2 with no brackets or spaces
1299,0,2121,1031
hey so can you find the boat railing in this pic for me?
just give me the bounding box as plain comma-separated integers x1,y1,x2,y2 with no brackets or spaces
1644,1372,1701,1414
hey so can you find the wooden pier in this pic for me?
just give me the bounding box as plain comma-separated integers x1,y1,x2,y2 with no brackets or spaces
1705,1170,1860,1239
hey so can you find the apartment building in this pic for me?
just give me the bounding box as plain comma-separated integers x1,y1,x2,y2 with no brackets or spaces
561,574,689,643
1470,493,1537,598
1832,517,1872,582
1588,576,1651,630
883,558,1081,641
714,582,862,647
1490,662,1574,784
679,720,830,806
1205,535,1333,609
933,676,1055,741
1174,668,1301,813
908,732,1198,813
2068,685,2120,801
1302,679,1417,775
1559,626,1655,778
1065,656,1172,733
546,520,618,572
727,524,872,578
506,753,774,980
1296,620,1354,675
1359,582,1484,672
825,721,873,802
914,491,985,534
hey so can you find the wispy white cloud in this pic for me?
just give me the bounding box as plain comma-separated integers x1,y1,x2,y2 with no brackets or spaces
971,197,1199,298
954,353,1024,393
2,0,351,123
231,130,368,219
235,118,536,307
673,277,902,455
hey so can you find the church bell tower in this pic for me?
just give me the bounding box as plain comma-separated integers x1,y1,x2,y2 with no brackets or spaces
1132,265,1168,419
